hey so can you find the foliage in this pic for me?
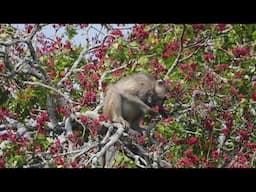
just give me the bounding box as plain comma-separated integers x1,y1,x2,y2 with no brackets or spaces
0,24,256,168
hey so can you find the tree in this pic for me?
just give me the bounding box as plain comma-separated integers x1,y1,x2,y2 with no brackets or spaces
0,24,256,168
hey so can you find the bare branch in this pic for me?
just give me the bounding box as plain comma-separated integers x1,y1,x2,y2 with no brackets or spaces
85,123,125,166
71,143,98,162
57,33,116,88
23,81,77,104
122,144,148,168
46,94,59,129
179,47,201,63
57,44,89,88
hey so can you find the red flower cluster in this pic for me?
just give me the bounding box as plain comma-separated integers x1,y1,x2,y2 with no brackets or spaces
252,93,256,101
192,24,204,31
232,47,250,57
131,25,149,40
36,112,49,127
187,137,198,145
203,53,215,62
216,24,227,32
215,63,229,71
150,59,166,73
110,29,123,37
204,117,215,131
162,41,179,59
0,62,4,71
0,107,11,120
154,132,167,144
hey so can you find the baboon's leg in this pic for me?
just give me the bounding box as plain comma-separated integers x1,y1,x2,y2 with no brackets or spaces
110,93,130,128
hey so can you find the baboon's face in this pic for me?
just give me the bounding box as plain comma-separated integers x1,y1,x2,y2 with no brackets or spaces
144,80,166,107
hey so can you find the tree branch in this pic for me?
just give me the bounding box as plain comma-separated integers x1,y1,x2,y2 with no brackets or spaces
164,24,186,79
23,81,77,104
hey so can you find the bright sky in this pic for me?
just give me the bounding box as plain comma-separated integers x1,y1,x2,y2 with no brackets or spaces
13,24,134,46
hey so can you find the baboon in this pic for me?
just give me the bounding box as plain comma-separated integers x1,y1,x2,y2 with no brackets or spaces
103,72,168,132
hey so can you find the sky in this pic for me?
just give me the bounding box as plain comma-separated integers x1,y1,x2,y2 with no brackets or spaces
13,24,134,46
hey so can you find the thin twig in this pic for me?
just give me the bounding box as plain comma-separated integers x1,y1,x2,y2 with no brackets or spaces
23,81,77,104
164,24,186,79
179,47,201,63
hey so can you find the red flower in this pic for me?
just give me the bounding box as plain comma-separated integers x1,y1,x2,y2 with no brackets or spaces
162,42,179,59
212,149,220,160
179,157,193,167
232,47,250,57
234,71,245,78
162,52,171,59
35,145,42,153
222,128,230,136
64,41,71,50
8,133,16,142
0,62,4,71
80,115,90,123
248,123,254,130
189,63,197,71
216,24,226,32
165,152,173,160
230,86,239,95
252,82,256,88
137,136,146,144
185,149,193,157
48,70,57,78
244,141,256,149
188,137,198,145
203,53,215,62
17,148,23,155
55,156,65,166
163,117,174,123
25,25,33,33
98,115,109,122
47,61,55,67
215,64,229,70
192,24,204,31
252,93,256,101
50,146,58,154
70,161,77,168
0,158,5,168
179,64,188,72
152,105,160,112
110,29,123,37
237,130,249,138
225,119,233,129
204,117,214,131
238,94,245,100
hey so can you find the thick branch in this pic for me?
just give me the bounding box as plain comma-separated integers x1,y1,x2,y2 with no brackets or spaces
46,94,59,129
86,123,125,166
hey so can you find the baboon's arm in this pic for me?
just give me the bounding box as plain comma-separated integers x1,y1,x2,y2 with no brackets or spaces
119,92,154,113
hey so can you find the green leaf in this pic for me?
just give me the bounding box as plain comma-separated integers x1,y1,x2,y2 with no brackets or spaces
138,56,149,65
129,41,138,47
66,27,77,39
252,31,256,40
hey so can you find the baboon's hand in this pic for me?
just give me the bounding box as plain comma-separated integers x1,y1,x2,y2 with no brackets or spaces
148,108,159,116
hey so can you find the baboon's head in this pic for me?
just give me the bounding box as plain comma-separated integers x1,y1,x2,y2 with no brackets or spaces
145,79,166,107
154,80,166,99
